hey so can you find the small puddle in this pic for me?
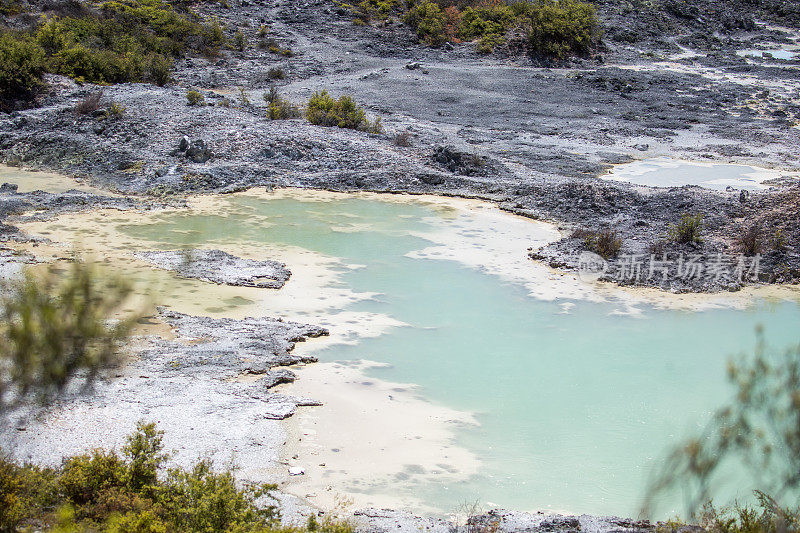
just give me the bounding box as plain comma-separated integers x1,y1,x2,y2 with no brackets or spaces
0,164,103,194
737,48,798,61
601,157,795,191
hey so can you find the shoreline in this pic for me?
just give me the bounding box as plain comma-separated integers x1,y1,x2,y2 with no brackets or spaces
2,171,800,523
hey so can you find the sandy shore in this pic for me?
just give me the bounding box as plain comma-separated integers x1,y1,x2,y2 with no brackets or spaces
276,358,480,514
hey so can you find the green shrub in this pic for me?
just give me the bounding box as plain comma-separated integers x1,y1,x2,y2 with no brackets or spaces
0,261,138,409
106,509,168,533
233,30,247,51
668,213,703,244
0,0,22,15
402,0,599,58
159,459,276,531
346,0,401,24
108,101,126,118
122,422,168,492
186,89,204,106
526,0,600,58
60,450,127,510
148,53,171,86
0,32,46,107
0,453,58,532
0,423,296,532
13,0,226,87
265,87,300,119
578,227,622,259
306,90,382,133
403,2,447,45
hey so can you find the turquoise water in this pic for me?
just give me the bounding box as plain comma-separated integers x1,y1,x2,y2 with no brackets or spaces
119,194,800,518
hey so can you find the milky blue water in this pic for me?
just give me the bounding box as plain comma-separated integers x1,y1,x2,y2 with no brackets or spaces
601,158,786,191
118,193,800,518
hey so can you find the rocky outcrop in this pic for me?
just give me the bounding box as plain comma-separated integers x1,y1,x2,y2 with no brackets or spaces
135,249,291,288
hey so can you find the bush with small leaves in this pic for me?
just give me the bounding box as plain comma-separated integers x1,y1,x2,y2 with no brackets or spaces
403,2,448,45
75,91,104,115
0,453,58,532
401,0,600,58
668,213,703,244
306,90,382,133
771,229,788,253
265,87,300,120
268,67,285,80
148,54,171,86
579,227,622,259
0,260,138,410
233,30,247,51
186,89,204,106
108,102,125,119
644,337,800,523
0,0,226,89
122,422,168,492
394,131,412,146
0,32,46,108
736,223,762,256
0,423,319,532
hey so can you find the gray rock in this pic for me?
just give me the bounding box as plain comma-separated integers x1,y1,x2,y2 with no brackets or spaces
178,135,190,152
185,139,213,163
135,249,291,288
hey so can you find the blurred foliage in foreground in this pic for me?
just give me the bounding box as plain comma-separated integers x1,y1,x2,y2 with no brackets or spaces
0,260,139,410
645,331,800,532
0,421,355,532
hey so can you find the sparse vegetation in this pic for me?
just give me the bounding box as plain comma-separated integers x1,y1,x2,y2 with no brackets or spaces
268,67,286,80
74,91,104,115
107,101,126,118
233,29,247,51
186,89,204,106
306,90,382,133
265,86,301,120
736,223,762,256
394,131,413,146
239,86,251,106
770,229,788,253
575,227,622,258
669,213,703,244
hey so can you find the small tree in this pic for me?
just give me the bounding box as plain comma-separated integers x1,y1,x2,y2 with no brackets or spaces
0,260,139,410
644,330,800,522
123,421,169,492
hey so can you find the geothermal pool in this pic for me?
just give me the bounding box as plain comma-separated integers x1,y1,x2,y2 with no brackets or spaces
26,190,800,518
601,158,796,191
